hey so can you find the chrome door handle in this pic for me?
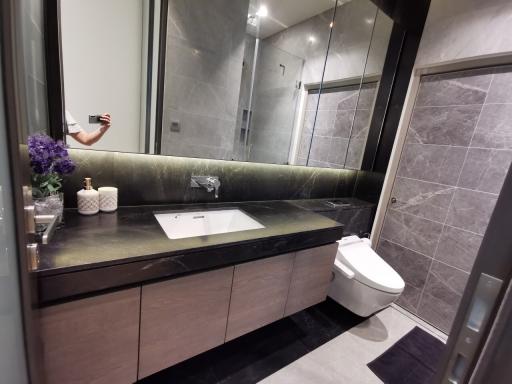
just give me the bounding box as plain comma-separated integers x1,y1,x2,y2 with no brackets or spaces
24,205,35,234
26,243,39,271
35,214,58,244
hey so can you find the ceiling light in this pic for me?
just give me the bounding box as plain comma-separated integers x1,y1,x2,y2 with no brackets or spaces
308,36,316,43
365,18,374,24
256,5,268,18
329,22,334,28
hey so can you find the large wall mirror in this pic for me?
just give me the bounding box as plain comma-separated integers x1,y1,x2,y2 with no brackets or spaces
42,0,395,171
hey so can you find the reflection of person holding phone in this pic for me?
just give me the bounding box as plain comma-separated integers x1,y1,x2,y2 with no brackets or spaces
65,110,111,146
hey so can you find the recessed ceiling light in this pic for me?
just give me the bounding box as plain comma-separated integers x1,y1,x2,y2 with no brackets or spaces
329,22,334,28
256,5,268,18
365,18,374,24
308,35,316,43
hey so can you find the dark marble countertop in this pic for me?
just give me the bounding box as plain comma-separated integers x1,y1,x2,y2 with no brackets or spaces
36,200,343,305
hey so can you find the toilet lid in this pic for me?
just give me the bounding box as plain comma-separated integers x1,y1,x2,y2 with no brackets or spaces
337,237,405,294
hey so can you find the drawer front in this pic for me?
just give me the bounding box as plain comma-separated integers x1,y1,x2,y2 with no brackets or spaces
138,267,233,379
284,243,338,316
226,253,294,341
41,288,140,384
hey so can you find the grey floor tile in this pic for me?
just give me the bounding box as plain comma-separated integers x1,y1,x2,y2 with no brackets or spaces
260,307,443,384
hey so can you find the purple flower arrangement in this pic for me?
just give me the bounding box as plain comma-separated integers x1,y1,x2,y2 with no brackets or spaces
28,134,75,197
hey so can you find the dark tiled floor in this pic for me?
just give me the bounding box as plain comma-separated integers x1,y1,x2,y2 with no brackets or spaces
139,299,365,384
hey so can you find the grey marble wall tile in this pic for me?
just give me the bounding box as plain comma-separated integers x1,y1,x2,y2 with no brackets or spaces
356,82,378,110
309,136,331,162
332,110,356,138
391,177,455,223
344,139,366,170
298,133,313,159
471,104,512,149
486,65,512,103
318,87,359,111
446,189,498,235
423,262,469,306
417,292,456,334
397,143,467,186
302,111,316,133
335,89,360,111
381,209,444,257
313,110,337,136
396,283,422,313
435,226,483,272
327,138,349,165
458,148,512,194
376,239,431,289
407,105,481,146
350,109,371,140
416,69,492,107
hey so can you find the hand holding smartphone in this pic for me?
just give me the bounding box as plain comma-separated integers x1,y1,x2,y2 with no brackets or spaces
89,114,111,130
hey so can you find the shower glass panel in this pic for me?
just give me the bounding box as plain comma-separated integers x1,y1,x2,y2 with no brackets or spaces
246,41,304,164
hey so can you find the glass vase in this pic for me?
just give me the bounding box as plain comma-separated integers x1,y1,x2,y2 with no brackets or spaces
34,192,64,224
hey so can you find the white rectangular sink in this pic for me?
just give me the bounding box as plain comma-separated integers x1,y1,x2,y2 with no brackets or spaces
154,209,265,239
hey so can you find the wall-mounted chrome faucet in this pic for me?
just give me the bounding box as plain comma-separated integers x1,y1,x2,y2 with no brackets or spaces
190,176,221,199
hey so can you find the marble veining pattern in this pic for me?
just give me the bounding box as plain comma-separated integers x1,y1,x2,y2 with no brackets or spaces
380,66,512,333
300,82,378,170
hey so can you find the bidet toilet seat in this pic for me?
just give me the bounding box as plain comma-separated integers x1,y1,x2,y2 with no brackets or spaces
335,236,404,294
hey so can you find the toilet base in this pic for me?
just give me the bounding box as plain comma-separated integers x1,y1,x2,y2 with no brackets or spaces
328,270,402,317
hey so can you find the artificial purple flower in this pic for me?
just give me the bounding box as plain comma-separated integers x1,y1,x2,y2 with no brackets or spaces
28,134,75,176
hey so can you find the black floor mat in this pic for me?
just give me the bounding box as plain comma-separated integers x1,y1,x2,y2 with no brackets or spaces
367,326,445,384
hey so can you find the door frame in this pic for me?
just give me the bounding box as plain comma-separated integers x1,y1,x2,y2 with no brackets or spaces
370,52,512,249
0,0,45,382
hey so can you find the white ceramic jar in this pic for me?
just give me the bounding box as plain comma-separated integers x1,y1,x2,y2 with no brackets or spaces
98,187,118,212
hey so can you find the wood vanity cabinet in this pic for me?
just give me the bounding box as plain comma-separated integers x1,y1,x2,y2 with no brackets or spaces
284,243,338,316
226,253,294,341
39,243,339,382
40,288,140,384
138,267,234,379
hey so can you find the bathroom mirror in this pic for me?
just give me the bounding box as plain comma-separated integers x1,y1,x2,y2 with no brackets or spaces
45,0,394,170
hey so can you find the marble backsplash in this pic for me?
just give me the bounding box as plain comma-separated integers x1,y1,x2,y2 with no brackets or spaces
60,149,383,208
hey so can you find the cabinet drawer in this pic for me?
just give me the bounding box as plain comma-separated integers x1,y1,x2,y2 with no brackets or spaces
138,267,233,379
41,288,140,384
226,253,294,341
284,243,338,316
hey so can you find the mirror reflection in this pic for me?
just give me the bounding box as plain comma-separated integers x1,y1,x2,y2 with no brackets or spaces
57,0,393,170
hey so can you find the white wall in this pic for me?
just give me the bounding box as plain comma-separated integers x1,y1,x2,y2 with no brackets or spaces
60,0,143,152
415,0,512,67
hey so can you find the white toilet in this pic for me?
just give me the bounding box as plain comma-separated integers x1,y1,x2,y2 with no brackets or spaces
328,235,405,317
